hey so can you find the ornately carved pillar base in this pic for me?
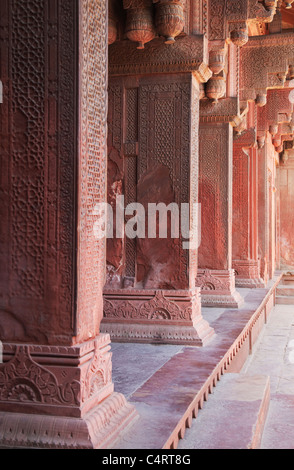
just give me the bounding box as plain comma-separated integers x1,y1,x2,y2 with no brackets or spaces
101,288,215,346
233,260,266,288
0,335,138,449
196,269,244,308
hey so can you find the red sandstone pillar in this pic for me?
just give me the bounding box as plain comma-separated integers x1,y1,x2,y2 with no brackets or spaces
0,0,136,449
197,118,243,308
102,69,214,345
257,134,271,285
278,148,294,269
232,128,264,288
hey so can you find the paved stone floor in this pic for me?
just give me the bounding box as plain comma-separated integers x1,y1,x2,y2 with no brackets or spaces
177,302,294,449
244,303,294,449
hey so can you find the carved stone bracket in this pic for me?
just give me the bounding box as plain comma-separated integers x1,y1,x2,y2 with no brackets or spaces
200,97,246,127
233,127,256,147
208,0,277,46
240,32,294,107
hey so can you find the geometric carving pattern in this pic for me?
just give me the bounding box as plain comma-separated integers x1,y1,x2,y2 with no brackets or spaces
0,0,77,343
76,0,109,341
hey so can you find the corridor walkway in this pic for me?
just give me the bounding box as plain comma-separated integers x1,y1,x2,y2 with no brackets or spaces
246,303,294,449
111,276,282,449
177,302,294,449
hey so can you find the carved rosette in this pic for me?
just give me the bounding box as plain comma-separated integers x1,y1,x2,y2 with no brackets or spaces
154,0,185,44
0,346,78,406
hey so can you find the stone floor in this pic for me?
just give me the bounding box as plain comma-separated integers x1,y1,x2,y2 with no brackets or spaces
245,303,294,449
110,276,286,449
177,301,294,449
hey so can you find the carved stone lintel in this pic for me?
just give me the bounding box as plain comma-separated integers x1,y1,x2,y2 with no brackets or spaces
102,289,215,346
200,97,242,125
109,35,211,82
196,269,244,308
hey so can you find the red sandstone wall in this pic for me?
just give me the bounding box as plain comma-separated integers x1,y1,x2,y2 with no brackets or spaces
279,155,294,270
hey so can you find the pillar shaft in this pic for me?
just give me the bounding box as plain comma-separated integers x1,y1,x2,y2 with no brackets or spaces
197,120,243,308
232,130,264,288
0,0,136,449
102,71,214,345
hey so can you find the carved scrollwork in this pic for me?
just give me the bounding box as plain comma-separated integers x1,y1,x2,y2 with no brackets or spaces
0,346,80,406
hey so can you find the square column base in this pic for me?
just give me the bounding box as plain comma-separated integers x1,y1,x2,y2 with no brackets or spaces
0,393,137,449
196,269,244,308
233,260,266,288
102,288,215,346
0,336,138,449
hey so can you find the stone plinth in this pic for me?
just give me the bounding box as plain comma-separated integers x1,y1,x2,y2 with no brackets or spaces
102,288,214,346
233,260,265,288
0,335,137,449
196,269,243,308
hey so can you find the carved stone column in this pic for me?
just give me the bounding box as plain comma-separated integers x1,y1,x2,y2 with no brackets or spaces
197,99,244,308
102,35,215,345
232,128,265,287
0,0,137,449
257,133,271,285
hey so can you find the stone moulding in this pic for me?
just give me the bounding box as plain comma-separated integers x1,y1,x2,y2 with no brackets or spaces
0,335,138,449
108,35,212,82
101,288,215,346
196,269,244,308
0,393,137,449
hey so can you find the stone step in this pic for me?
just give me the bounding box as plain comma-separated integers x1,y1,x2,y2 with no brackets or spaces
177,374,270,450
276,296,294,305
276,286,294,296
